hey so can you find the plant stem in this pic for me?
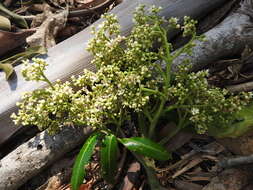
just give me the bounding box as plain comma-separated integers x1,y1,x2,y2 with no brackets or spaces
159,118,186,145
141,87,166,99
39,67,54,89
138,112,148,137
148,99,165,138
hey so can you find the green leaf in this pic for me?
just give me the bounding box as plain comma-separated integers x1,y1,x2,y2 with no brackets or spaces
0,46,46,80
0,3,28,28
0,46,46,65
101,134,118,184
208,104,253,138
0,63,13,79
0,15,11,31
119,137,171,161
71,133,98,190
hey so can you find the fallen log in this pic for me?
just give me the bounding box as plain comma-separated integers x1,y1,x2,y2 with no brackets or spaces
0,0,229,189
0,127,89,190
203,168,253,190
173,0,253,72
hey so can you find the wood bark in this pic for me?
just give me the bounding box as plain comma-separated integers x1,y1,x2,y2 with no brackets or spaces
202,168,253,190
173,11,253,71
0,127,90,190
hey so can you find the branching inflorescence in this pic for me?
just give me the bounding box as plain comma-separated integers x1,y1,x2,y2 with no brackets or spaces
11,5,252,189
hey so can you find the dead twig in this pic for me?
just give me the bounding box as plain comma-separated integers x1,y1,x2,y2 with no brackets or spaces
218,154,253,168
114,147,127,186
226,81,253,92
69,0,115,17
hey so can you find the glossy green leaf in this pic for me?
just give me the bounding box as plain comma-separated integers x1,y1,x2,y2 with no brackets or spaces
0,63,13,79
0,46,46,65
0,46,46,80
71,133,98,190
208,103,253,138
120,137,171,161
101,134,118,184
0,3,28,28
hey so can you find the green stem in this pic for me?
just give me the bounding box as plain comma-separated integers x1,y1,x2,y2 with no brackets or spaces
41,71,54,89
159,111,189,145
148,99,166,138
159,119,184,145
160,27,173,87
163,104,211,114
171,35,196,60
138,112,147,137
141,87,166,99
143,107,152,123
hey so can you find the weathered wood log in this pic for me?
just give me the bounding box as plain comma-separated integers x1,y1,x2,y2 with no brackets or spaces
0,127,90,190
0,0,228,189
203,168,253,190
0,0,228,147
172,2,253,72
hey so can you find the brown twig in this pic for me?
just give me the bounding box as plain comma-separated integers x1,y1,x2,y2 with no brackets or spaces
69,0,115,18
115,147,127,183
218,154,253,168
21,0,115,21
226,81,253,92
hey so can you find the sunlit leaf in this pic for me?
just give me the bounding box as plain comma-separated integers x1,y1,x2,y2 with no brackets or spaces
119,137,171,161
1,46,46,65
208,103,253,138
71,133,98,190
0,15,10,31
0,63,13,79
0,3,28,28
101,134,118,184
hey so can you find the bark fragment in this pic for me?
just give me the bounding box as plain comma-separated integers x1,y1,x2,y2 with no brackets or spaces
0,127,91,190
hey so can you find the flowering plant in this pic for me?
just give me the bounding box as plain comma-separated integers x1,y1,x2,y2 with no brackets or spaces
12,5,252,189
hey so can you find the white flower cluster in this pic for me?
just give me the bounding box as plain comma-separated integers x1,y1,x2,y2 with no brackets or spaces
182,16,197,37
22,58,48,82
12,5,252,137
12,7,165,132
11,80,75,134
168,65,252,134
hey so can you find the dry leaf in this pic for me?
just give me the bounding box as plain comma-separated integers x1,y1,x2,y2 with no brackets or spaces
75,0,107,7
0,29,35,56
27,6,68,49
121,162,141,190
79,183,92,190
172,157,203,179
45,176,62,190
